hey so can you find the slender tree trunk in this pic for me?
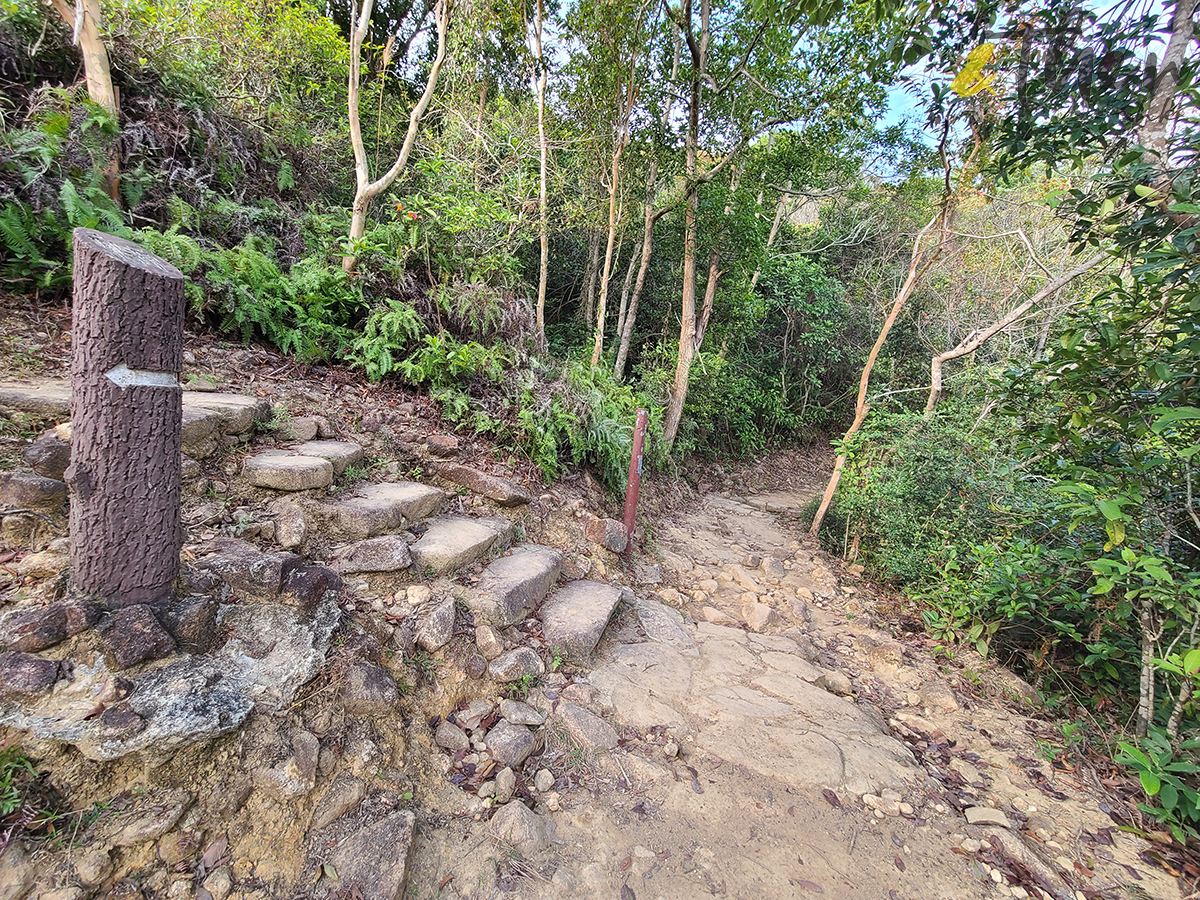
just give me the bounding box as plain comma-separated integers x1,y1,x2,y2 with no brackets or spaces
923,251,1108,417
51,0,119,202
614,23,680,381
661,0,707,450
1138,596,1157,737
1138,0,1196,161
533,0,549,343
591,143,626,366
615,237,641,342
343,0,450,272
615,173,661,380
809,214,944,535
581,227,601,323
749,183,790,292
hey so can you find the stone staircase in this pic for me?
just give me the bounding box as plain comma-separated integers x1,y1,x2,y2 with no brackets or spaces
0,379,630,764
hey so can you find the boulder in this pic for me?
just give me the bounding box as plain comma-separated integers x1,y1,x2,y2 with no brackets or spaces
310,773,366,831
161,596,219,653
486,720,536,768
0,599,99,652
280,565,343,611
269,498,307,549
333,536,412,574
0,652,59,700
488,802,549,856
102,605,177,669
435,720,469,752
328,811,417,900
426,434,459,457
416,598,456,652
555,703,618,751
22,426,71,481
339,662,398,714
584,515,628,553
197,538,302,600
0,471,66,512
488,648,544,682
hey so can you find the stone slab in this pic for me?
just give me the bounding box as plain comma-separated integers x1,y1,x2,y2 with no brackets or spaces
244,454,333,491
409,515,509,574
467,546,562,626
328,811,417,900
334,482,445,539
289,440,365,476
541,580,623,662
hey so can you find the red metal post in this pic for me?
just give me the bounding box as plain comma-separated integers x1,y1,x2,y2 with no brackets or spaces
621,408,649,558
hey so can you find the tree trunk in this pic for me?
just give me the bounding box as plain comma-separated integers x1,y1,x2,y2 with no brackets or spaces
923,251,1108,417
614,23,680,381
662,184,700,449
809,214,943,535
581,228,601,323
749,183,790,292
661,0,706,451
1138,0,1196,161
614,237,641,343
68,229,185,608
533,0,549,343
591,143,627,366
615,172,660,381
51,0,119,203
343,0,450,272
1138,595,1157,736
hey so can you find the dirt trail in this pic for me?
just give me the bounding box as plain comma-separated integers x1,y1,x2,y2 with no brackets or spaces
403,491,1178,900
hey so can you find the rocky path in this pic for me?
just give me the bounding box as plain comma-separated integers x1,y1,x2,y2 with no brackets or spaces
403,492,1179,900
0,361,1185,900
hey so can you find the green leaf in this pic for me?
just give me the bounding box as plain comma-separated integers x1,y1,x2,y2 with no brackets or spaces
1095,499,1123,521
1140,771,1162,796
1159,782,1179,811
1150,407,1200,433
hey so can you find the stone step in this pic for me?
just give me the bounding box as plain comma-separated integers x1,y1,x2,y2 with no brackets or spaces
243,451,333,491
333,482,445,540
541,580,626,662
465,545,563,626
0,380,271,460
288,440,365,476
409,515,514,574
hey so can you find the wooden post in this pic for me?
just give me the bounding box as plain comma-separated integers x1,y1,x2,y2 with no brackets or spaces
621,408,649,559
67,228,185,608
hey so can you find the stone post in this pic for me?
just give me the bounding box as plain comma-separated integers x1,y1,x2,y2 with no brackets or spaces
67,228,185,607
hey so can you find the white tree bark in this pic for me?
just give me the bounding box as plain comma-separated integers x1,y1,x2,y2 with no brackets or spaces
343,0,451,272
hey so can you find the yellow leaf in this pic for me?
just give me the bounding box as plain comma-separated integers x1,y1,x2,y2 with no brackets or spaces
951,44,997,97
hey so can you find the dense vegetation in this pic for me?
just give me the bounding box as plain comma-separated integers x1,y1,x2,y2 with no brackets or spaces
1,0,1197,840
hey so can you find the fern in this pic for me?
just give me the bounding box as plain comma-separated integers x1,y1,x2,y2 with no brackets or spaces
347,300,424,382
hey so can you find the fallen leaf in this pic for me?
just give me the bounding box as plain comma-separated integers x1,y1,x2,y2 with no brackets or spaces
691,779,704,794
200,836,228,873
821,789,842,809
196,890,213,900
795,879,823,892
322,862,338,880
620,856,632,872
620,886,636,900
893,855,906,872
657,850,671,861
439,875,455,889
787,805,795,817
